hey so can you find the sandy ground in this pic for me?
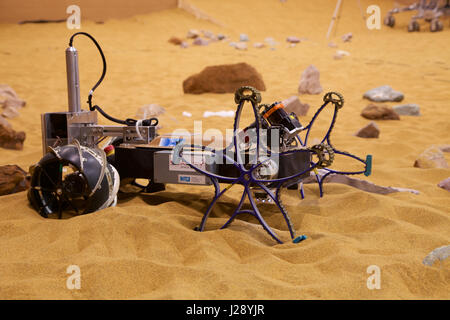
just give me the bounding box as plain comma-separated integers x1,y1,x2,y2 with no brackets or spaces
0,0,449,299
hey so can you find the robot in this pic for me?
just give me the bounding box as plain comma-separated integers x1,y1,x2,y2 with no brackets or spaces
28,33,372,244
384,0,450,32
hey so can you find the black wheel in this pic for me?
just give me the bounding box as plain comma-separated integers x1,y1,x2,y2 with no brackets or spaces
408,20,420,32
28,144,119,219
384,15,395,27
430,19,443,32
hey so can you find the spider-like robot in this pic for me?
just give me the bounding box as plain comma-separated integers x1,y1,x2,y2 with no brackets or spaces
172,86,372,244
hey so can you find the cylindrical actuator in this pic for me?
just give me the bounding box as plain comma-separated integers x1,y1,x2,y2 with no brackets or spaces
65,46,81,113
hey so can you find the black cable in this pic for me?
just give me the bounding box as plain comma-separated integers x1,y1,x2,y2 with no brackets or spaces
68,32,158,127
69,32,106,110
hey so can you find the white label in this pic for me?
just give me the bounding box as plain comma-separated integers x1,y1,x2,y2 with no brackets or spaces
169,153,206,172
178,174,206,185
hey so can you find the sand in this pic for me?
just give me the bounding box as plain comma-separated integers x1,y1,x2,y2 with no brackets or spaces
0,0,449,299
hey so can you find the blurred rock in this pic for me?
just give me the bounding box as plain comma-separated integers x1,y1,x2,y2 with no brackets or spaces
253,42,265,48
0,123,26,150
333,49,350,60
393,103,420,116
0,84,18,99
168,36,183,45
282,96,310,116
328,41,338,48
363,85,404,102
414,145,449,169
180,41,189,48
217,33,226,40
0,165,30,196
233,42,247,50
193,37,209,46
0,116,11,128
438,177,450,191
183,62,266,94
202,30,216,40
239,33,249,42
286,36,300,43
298,65,322,95
187,29,200,38
264,37,277,46
341,32,353,42
423,245,450,266
303,168,419,195
361,103,400,120
355,121,380,138
0,84,26,119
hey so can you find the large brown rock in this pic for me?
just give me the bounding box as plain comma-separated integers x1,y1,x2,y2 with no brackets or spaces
0,123,26,150
0,165,30,196
361,103,400,120
183,62,266,94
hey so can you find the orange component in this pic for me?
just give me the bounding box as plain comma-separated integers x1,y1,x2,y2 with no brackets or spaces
263,103,284,119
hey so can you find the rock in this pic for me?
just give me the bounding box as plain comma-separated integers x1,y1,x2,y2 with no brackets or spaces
187,29,200,39
438,145,450,153
423,245,450,266
0,165,29,196
303,169,420,195
203,110,235,118
0,85,26,119
438,177,450,191
0,123,26,150
341,32,353,42
286,36,300,43
355,121,380,138
135,104,166,119
0,84,19,100
393,103,421,116
333,49,350,60
180,41,189,49
264,37,277,46
202,30,216,40
217,33,226,40
182,111,192,117
0,116,11,128
298,65,323,95
253,42,265,49
183,62,266,94
328,41,338,48
282,96,310,117
363,85,404,102
168,36,183,45
414,146,449,169
192,37,209,46
361,103,400,120
233,42,247,50
239,34,249,42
